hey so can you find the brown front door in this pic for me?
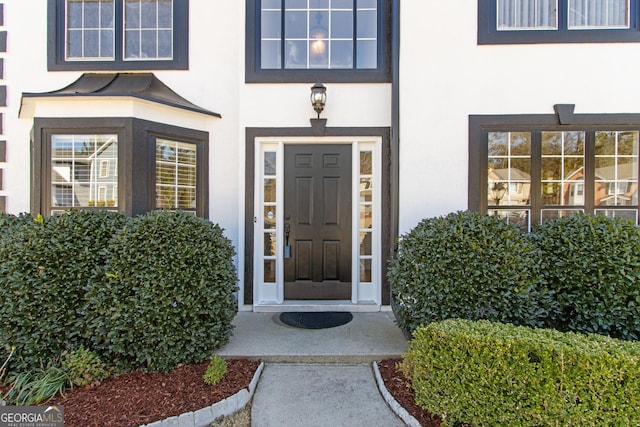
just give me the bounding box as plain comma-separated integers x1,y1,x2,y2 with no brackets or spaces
283,144,352,300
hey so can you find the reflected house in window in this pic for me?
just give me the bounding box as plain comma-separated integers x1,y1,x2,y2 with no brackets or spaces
563,167,585,206
51,134,118,209
595,162,638,206
487,167,531,206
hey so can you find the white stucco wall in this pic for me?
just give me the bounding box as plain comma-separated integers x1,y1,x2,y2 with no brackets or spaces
398,1,640,234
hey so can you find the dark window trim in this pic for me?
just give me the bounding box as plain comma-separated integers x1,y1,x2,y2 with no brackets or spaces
47,0,189,71
478,0,640,44
32,117,208,217
244,126,394,305
469,111,640,225
245,0,392,83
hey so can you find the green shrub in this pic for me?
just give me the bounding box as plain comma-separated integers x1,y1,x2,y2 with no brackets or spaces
0,210,128,372
402,319,640,427
0,212,33,235
531,213,640,340
88,210,238,372
61,346,110,387
203,355,227,385
389,211,553,333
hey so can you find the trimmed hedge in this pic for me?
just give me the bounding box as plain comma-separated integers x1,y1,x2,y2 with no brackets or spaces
87,210,238,372
0,211,128,372
401,319,640,427
531,213,640,340
389,211,552,333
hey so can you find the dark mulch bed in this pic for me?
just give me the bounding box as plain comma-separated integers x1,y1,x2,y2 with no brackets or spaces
2,358,457,427
45,359,260,427
377,358,443,427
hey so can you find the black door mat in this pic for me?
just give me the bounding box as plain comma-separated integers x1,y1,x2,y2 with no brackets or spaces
279,311,353,329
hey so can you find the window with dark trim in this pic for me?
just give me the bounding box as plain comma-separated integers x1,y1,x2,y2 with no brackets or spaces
469,112,640,231
47,0,189,71
478,0,640,44
33,117,208,217
246,0,391,83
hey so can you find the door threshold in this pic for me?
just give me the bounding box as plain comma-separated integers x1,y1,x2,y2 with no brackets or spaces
253,301,380,313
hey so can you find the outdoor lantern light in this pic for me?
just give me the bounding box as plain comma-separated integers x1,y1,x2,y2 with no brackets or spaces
310,82,327,119
491,182,507,205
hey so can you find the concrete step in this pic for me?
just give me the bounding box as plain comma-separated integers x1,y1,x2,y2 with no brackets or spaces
215,312,408,364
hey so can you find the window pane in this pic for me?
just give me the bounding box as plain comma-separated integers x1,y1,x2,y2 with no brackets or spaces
331,40,353,67
360,232,372,255
569,0,629,28
264,260,276,283
101,29,114,57
488,132,531,207
264,152,277,175
156,139,197,210
125,30,140,58
333,0,354,7
158,0,172,27
84,30,100,57
264,232,277,256
595,130,638,207
68,1,83,28
285,11,307,38
360,259,372,282
286,0,307,8
263,0,281,8
489,209,531,232
264,206,277,229
595,209,638,221
141,0,157,28
83,0,100,28
285,40,308,68
262,40,282,69
158,30,172,57
262,10,282,38
541,131,585,207
357,9,377,39
125,0,140,29
541,209,583,222
141,29,158,57
66,0,114,59
360,178,373,202
332,10,353,38
310,0,330,7
360,151,372,174
51,134,118,209
309,40,329,67
356,39,376,69
67,30,84,57
497,0,558,30
360,204,372,228
264,179,276,203
125,0,173,59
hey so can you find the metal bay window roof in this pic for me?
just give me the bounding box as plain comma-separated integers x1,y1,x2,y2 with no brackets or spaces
21,73,220,118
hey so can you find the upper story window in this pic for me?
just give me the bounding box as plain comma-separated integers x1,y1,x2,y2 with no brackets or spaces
479,0,640,44
48,0,188,71
246,0,391,83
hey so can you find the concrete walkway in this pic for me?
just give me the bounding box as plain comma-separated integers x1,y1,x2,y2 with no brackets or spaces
215,311,409,426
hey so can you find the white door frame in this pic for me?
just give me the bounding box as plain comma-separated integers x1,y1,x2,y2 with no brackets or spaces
252,136,382,312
